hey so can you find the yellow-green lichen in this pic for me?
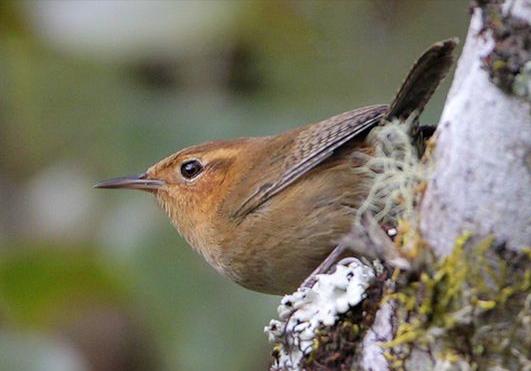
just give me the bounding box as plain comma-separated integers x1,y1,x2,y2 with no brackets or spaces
383,233,531,369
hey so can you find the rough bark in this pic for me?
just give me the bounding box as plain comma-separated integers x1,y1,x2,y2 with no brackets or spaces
420,0,531,256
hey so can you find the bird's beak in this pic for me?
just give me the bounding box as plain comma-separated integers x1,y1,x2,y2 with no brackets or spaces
94,172,165,192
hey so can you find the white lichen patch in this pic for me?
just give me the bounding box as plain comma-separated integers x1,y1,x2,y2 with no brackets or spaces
265,259,376,370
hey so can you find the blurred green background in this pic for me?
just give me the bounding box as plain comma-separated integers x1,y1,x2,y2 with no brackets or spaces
0,1,468,370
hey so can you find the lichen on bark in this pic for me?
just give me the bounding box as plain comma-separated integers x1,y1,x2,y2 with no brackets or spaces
385,234,530,370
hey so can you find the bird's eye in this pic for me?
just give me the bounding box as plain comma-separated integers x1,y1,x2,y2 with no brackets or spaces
180,159,203,179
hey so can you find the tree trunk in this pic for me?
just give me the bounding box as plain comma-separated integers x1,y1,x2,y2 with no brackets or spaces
420,0,531,257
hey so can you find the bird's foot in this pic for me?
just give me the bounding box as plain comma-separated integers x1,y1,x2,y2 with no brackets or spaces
301,245,353,289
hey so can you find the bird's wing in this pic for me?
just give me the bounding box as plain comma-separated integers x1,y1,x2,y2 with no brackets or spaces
232,104,388,220
231,40,456,221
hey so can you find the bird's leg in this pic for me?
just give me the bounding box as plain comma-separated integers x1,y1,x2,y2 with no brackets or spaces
300,213,409,290
301,244,353,289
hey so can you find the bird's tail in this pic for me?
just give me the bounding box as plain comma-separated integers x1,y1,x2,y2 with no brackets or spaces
386,38,458,121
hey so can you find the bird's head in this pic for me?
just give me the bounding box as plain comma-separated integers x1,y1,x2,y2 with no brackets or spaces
94,137,261,253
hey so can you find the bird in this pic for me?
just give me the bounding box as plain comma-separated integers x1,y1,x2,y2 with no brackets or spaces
95,40,456,295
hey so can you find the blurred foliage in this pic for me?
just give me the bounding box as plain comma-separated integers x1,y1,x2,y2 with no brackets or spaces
0,1,469,370
0,245,128,327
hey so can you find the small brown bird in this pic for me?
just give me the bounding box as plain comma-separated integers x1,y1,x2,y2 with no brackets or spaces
96,40,456,295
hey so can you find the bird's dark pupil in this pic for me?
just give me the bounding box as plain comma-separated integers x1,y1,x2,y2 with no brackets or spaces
181,160,202,179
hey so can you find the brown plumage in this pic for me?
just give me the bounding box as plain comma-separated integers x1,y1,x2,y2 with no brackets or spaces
95,40,456,295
